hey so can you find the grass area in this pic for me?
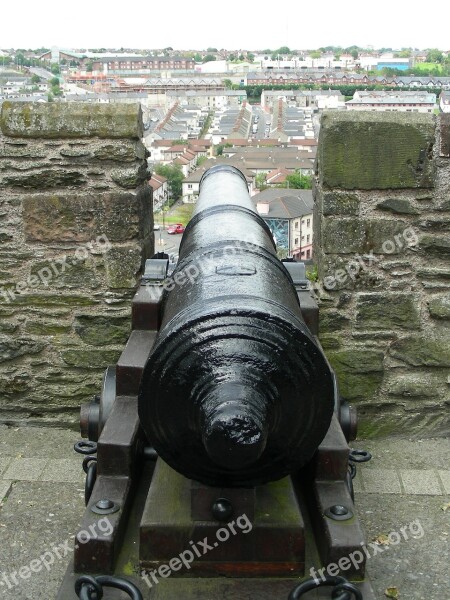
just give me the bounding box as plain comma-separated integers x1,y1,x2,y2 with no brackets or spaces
154,203,195,227
414,63,444,73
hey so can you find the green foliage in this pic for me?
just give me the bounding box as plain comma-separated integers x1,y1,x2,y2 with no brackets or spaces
215,143,233,156
247,53,255,63
310,51,322,59
154,164,184,203
283,172,312,189
426,49,443,63
50,76,60,86
50,64,60,74
193,53,202,62
196,155,207,167
85,60,93,72
276,46,291,55
223,78,233,89
207,47,218,52
306,265,318,282
202,54,216,63
255,173,268,191
31,74,41,84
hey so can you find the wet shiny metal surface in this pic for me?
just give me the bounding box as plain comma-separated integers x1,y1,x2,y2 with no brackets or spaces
138,165,335,487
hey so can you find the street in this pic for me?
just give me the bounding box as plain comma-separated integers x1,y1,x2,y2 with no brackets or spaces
154,226,182,260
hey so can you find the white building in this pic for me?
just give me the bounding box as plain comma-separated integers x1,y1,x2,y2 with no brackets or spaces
346,91,436,113
440,91,450,113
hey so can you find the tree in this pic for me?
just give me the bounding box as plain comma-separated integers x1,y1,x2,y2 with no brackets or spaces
426,49,443,63
310,51,321,59
31,74,41,84
207,47,218,52
85,60,94,72
223,79,233,89
153,164,184,203
283,172,312,189
350,49,359,60
193,53,202,62
196,155,207,167
255,173,268,191
50,63,60,74
247,53,255,63
277,46,291,55
202,54,216,63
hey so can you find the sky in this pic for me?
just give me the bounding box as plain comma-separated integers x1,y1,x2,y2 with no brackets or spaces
2,0,450,51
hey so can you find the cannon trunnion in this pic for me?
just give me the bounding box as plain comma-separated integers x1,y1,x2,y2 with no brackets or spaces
59,165,375,600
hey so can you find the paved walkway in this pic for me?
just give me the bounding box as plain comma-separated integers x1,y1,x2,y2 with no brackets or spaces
0,426,449,599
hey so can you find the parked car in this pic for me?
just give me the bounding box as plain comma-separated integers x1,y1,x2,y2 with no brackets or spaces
167,223,185,235
153,223,161,231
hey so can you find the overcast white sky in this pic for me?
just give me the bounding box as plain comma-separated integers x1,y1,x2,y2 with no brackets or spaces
3,0,450,51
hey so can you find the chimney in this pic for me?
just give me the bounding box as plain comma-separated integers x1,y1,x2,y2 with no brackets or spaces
256,201,270,215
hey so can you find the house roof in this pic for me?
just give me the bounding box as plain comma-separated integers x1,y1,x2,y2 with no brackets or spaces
252,189,313,219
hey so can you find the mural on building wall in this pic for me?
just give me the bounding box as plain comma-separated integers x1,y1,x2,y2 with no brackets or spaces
266,218,289,250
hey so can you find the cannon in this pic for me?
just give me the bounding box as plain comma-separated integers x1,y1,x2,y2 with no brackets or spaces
138,165,335,487
59,165,374,600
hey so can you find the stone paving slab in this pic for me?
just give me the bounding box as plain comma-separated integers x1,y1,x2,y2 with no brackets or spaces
438,470,450,494
361,468,402,494
400,469,443,495
2,458,49,481
39,459,85,484
0,457,13,477
0,480,11,501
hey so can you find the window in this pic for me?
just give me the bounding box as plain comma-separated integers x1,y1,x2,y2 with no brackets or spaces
188,184,193,189
306,249,311,259
295,221,299,229
306,218,310,227
301,235,305,241
307,234,310,243
295,238,299,245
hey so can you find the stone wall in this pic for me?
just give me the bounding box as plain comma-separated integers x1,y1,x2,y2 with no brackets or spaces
314,111,449,437
0,102,153,426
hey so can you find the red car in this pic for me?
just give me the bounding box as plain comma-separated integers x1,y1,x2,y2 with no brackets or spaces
167,223,185,235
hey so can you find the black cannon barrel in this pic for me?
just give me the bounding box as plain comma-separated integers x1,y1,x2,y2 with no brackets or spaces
138,165,334,487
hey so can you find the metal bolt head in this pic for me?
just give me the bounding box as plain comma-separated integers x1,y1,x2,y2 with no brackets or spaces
212,498,233,522
96,499,114,510
330,504,349,516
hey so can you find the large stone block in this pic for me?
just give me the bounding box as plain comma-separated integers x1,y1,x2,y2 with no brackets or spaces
376,198,419,215
386,374,442,399
61,348,122,369
0,336,46,363
322,192,360,216
0,102,143,139
419,234,450,256
356,293,420,330
428,294,450,320
389,334,450,367
23,187,152,243
322,217,416,255
325,348,385,400
74,314,130,346
321,218,365,253
318,111,435,189
104,244,143,289
3,169,86,189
